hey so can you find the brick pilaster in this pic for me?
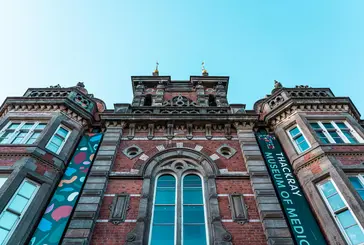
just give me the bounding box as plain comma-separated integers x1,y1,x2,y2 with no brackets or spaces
62,127,123,245
237,128,294,245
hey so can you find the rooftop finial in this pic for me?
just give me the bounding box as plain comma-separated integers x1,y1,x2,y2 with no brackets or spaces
272,80,283,93
202,61,208,76
274,80,282,89
153,61,159,76
77,81,85,88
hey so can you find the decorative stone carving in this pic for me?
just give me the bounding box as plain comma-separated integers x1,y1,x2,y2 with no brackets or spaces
147,124,154,139
216,144,237,159
228,193,248,224
122,145,143,159
109,193,130,225
127,124,135,140
126,233,136,242
205,124,212,140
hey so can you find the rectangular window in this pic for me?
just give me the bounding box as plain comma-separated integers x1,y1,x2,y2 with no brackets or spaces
287,125,310,153
0,179,39,245
0,122,47,145
318,179,364,245
309,121,363,144
45,125,71,154
0,175,8,189
349,175,364,200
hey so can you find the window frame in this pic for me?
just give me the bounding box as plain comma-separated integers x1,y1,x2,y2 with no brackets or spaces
348,174,364,200
149,172,178,245
0,178,40,245
148,171,209,245
181,172,209,245
0,121,47,145
287,124,311,153
0,174,8,190
310,121,364,144
317,178,364,245
45,125,71,154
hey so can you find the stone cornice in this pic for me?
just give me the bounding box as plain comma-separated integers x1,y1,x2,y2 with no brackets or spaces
0,151,63,172
265,97,360,126
0,97,97,126
295,151,364,174
100,113,258,122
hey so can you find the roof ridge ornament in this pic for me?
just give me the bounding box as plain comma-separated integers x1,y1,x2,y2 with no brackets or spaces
153,61,159,76
271,80,283,94
202,62,209,76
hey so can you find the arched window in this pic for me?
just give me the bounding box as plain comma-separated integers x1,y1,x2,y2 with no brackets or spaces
150,175,176,245
144,94,152,106
208,95,217,106
126,154,232,245
182,174,207,245
149,173,207,245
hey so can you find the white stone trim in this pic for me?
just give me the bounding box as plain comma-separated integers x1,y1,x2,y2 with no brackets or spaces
121,137,239,141
210,153,220,161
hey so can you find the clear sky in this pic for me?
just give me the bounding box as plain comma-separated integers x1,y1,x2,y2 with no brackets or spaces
1,1,364,114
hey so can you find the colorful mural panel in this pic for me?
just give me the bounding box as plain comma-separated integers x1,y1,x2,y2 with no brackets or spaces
30,133,102,245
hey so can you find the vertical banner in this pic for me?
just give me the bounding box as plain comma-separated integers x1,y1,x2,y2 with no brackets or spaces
30,133,103,245
256,131,327,245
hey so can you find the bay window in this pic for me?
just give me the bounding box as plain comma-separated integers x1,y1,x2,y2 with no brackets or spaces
287,125,311,153
317,179,364,245
0,122,47,145
310,121,363,144
45,125,70,154
0,175,7,189
348,175,364,200
0,179,39,245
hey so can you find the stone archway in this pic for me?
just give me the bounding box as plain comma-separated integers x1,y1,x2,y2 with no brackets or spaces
125,148,232,245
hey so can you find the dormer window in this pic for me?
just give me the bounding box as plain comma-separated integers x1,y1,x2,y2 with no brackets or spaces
208,95,217,106
144,94,152,106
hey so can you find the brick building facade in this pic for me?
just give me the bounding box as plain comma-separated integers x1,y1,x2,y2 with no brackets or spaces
0,70,363,245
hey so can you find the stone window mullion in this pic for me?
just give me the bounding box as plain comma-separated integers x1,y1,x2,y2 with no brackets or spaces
176,172,182,245
317,121,335,143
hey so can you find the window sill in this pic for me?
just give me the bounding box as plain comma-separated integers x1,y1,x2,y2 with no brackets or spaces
320,143,364,146
0,143,36,146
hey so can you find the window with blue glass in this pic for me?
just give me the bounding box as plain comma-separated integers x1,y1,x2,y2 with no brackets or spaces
150,175,176,245
309,121,363,144
287,125,311,153
0,179,39,245
182,174,207,245
45,125,70,154
349,175,364,200
149,174,207,245
318,179,364,245
0,122,47,145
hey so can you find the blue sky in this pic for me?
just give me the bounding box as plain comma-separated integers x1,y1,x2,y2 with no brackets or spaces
1,1,364,114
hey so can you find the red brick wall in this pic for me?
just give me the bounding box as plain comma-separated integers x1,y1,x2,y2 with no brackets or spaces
91,223,135,245
0,156,22,166
93,138,266,244
336,155,364,166
113,140,246,172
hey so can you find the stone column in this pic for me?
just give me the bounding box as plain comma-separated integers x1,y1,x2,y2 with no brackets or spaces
62,126,124,245
234,123,294,245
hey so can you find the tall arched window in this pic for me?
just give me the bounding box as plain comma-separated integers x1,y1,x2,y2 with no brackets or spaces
182,174,207,245
150,175,176,245
149,173,207,245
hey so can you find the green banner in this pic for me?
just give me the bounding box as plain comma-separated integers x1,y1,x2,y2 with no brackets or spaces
256,131,327,245
30,133,103,245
